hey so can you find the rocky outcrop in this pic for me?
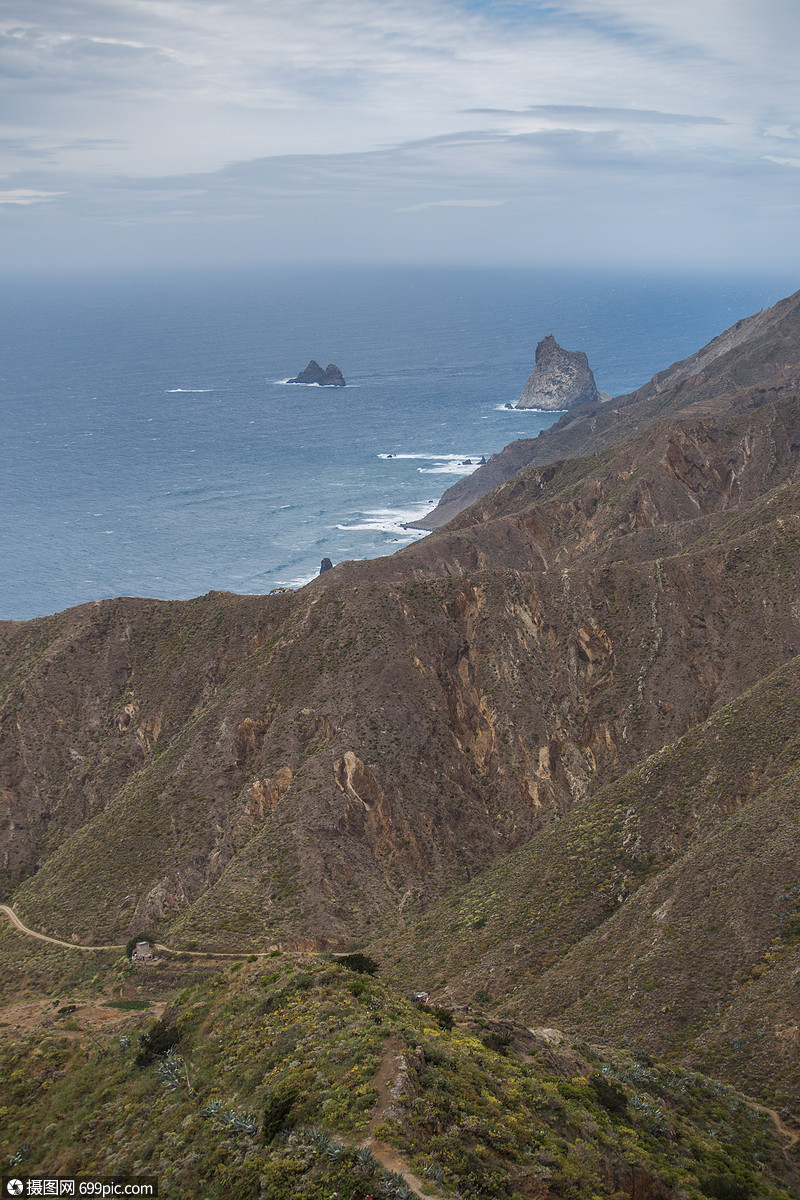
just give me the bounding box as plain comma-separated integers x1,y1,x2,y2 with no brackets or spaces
516,334,600,410
288,360,346,386
319,557,334,574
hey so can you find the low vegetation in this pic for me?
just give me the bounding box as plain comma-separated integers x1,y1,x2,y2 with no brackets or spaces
1,948,797,1198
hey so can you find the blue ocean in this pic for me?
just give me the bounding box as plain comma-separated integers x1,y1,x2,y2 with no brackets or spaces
1,266,795,621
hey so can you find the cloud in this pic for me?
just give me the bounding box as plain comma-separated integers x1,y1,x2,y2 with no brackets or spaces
395,198,506,212
0,187,61,204
464,104,729,127
0,0,782,175
0,1,799,270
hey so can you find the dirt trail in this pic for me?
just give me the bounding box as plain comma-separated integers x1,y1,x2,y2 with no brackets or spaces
349,1039,449,1200
748,1100,800,1149
0,904,279,959
0,904,125,950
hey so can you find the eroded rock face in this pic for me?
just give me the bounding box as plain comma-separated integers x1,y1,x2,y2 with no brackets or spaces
287,361,346,386
516,334,600,410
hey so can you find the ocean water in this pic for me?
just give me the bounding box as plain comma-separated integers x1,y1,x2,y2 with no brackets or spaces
1,265,795,621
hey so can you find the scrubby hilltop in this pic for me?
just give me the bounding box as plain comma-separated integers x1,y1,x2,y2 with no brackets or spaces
2,288,800,1194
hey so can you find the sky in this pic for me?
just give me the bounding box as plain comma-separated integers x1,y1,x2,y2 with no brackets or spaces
1,0,799,271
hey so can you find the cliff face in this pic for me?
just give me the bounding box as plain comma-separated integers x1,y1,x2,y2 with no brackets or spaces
2,291,800,1114
516,333,600,410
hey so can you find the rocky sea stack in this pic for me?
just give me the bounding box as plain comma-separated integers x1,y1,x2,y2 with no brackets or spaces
288,360,346,386
516,333,599,410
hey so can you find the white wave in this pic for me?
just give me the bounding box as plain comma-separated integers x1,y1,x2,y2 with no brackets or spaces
494,402,565,412
336,503,434,536
378,451,482,461
165,388,215,393
273,379,355,387
417,464,479,475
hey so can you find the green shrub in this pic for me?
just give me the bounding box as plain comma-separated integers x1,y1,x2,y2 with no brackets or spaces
415,1000,454,1030
700,1174,752,1200
135,1017,180,1066
431,1006,454,1031
263,1087,299,1143
779,913,800,944
336,952,379,976
589,1074,628,1115
480,1029,512,1055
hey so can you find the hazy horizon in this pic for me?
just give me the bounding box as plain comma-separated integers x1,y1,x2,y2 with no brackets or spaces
1,1,799,275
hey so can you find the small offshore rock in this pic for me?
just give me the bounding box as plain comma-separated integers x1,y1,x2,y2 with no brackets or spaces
319,557,334,574
287,360,346,386
516,334,599,410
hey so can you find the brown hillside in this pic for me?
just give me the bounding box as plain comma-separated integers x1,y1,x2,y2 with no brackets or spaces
372,652,800,1107
2,394,799,953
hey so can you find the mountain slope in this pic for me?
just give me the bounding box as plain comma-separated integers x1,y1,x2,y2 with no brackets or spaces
4,395,800,953
2,946,797,1200
2,289,800,1129
372,653,800,1107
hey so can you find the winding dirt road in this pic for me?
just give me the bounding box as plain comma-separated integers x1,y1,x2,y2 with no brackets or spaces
748,1100,800,1150
0,904,276,958
0,904,124,951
